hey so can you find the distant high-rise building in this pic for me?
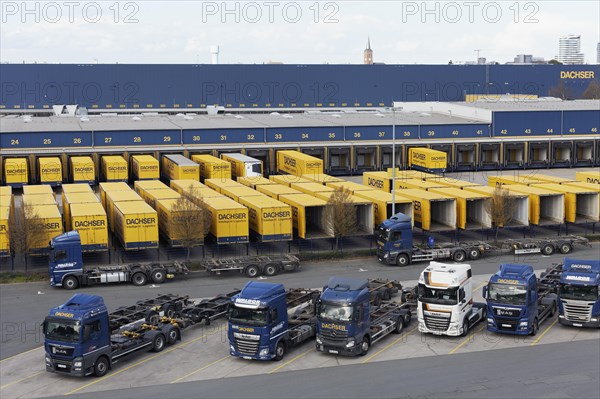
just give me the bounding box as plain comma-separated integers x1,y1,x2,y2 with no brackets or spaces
557,35,584,64
364,37,373,64
597,42,600,64
514,54,533,64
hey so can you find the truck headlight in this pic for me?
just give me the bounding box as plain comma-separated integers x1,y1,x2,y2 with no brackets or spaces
45,355,51,364
519,321,528,327
346,339,355,348
259,348,269,356
316,336,322,344
74,361,82,367
230,345,235,352
591,318,598,322
487,318,493,323
383,253,389,259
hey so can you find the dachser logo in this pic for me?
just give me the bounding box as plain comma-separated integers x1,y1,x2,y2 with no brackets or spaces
213,165,229,170
431,157,446,161
284,156,296,168
126,217,156,225
0,225,7,232
368,177,384,189
413,152,426,161
108,166,127,171
413,200,422,211
218,213,247,220
75,220,106,228
74,166,94,172
263,211,291,219
560,71,595,79
306,162,322,168
140,165,158,170
585,177,599,184
182,167,197,173
41,168,61,173
38,222,60,230
6,169,26,174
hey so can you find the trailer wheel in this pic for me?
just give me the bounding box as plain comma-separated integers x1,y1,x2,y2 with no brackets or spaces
162,304,176,318
93,356,109,377
394,317,405,334
164,325,180,344
468,248,481,260
63,276,79,290
131,272,148,286
404,311,412,325
151,269,167,284
359,337,370,356
453,250,467,262
263,264,278,277
559,243,572,254
274,341,286,361
530,319,539,336
245,265,260,278
550,302,557,317
145,310,160,324
396,254,410,267
152,333,166,352
541,244,554,256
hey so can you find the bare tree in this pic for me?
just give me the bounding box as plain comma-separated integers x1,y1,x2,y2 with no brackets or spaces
9,204,49,270
582,80,600,99
485,186,517,241
547,81,573,100
323,187,357,252
169,186,211,260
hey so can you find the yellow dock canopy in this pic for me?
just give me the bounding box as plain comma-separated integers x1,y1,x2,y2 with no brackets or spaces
505,185,564,225
532,183,599,223
278,193,330,239
463,185,529,227
429,187,492,229
394,189,456,231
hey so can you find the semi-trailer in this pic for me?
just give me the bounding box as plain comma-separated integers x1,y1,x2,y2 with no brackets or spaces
0,206,9,257
557,258,600,328
417,262,486,336
504,185,565,225
238,196,293,242
37,157,63,186
312,191,375,236
220,185,264,202
3,157,29,187
221,153,263,178
131,155,160,180
256,184,303,200
488,175,543,187
324,181,376,193
352,189,413,226
429,187,493,230
463,185,529,227
100,155,128,182
408,148,447,173
315,277,412,356
68,203,108,252
23,184,55,196
531,183,599,223
104,190,145,232
362,170,438,192
392,188,457,231
237,176,277,189
301,173,343,184
276,150,324,177
25,204,63,254
290,182,335,195
423,177,480,189
576,171,600,185
43,291,240,376
278,193,330,239
170,179,206,193
202,196,250,244
395,178,448,191
62,184,93,194
113,201,159,250
228,282,320,360
191,154,232,181
69,156,95,184
62,192,101,229
99,182,131,208
22,193,57,207
140,188,181,209
162,154,200,181
205,178,244,193
269,174,313,186
155,198,204,247
484,263,560,335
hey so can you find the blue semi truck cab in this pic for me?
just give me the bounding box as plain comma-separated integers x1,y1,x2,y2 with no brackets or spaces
558,258,600,328
228,282,320,361
484,264,559,335
315,277,411,356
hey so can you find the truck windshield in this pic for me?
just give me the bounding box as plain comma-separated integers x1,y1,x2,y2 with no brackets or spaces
376,227,389,242
560,283,599,301
228,306,268,327
488,283,527,305
418,284,458,305
317,301,353,322
44,317,81,343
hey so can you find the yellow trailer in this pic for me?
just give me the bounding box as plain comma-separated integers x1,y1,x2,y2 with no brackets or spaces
269,174,313,186
69,156,95,184
256,184,303,200
301,174,343,184
576,171,600,185
463,185,529,227
202,196,250,244
22,194,57,207
325,181,376,194
278,193,330,239
191,154,232,181
563,181,600,192
62,184,93,194
532,183,599,223
142,188,181,209
205,178,244,193
221,153,263,179
162,154,200,181
155,198,204,247
3,157,28,187
393,189,457,231
276,150,324,176
101,155,128,182
105,191,144,231
170,179,206,193
23,185,54,197
62,192,100,229
363,170,438,192
69,202,108,252
522,173,577,184
407,148,447,173
237,176,278,189
429,187,492,229
352,190,414,226
290,182,335,195
423,177,480,189
220,186,264,202
0,186,12,197
0,206,9,257
488,175,543,188
38,157,63,186
395,178,448,191
238,196,293,242
505,185,564,225
134,180,169,194
131,155,160,180
99,181,131,208
312,192,375,235
25,205,63,254
387,168,440,180
113,201,159,250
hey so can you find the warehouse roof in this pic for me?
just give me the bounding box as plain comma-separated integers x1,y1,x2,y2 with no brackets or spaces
458,99,600,112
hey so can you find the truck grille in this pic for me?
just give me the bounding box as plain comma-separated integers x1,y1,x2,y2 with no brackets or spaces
494,317,518,331
53,359,73,372
319,329,348,341
562,300,592,322
424,314,450,331
234,338,259,356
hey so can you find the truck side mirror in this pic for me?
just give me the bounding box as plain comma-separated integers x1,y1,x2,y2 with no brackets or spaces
482,286,487,299
41,320,47,335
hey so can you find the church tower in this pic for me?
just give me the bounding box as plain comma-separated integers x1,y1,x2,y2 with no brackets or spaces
364,37,373,64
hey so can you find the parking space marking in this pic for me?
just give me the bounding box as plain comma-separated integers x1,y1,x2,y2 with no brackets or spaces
362,326,419,364
170,356,229,384
0,346,42,364
0,371,44,390
268,348,312,374
530,319,558,346
474,280,488,291
448,324,486,355
64,328,222,396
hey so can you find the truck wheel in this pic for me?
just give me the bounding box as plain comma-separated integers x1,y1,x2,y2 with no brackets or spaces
530,319,539,336
453,250,467,262
461,320,469,337
359,337,370,356
468,248,481,260
550,302,557,317
404,311,412,325
164,325,180,344
394,317,404,334
151,269,166,284
541,244,554,256
263,264,278,277
63,276,79,290
131,272,148,286
396,254,410,267
245,265,260,278
274,341,286,361
152,334,166,352
559,243,572,254
162,304,176,318
145,310,160,324
93,356,109,377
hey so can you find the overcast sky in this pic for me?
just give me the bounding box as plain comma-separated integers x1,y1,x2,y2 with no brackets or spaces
1,0,598,64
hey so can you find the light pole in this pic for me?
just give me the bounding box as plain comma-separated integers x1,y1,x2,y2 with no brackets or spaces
391,105,396,215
